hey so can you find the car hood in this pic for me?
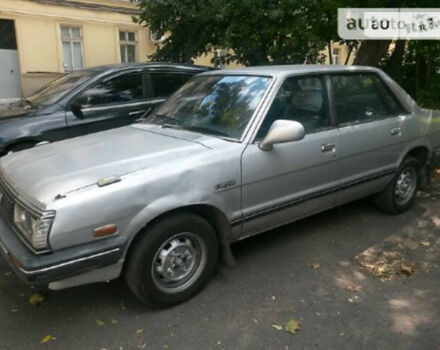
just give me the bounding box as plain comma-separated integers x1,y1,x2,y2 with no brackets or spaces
0,124,217,207
0,101,37,120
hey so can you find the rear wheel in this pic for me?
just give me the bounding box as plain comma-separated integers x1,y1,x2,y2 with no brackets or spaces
125,213,218,307
375,156,420,214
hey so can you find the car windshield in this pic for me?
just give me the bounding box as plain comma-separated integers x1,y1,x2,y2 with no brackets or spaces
145,75,272,140
26,70,96,106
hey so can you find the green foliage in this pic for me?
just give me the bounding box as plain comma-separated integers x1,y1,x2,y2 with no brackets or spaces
380,41,440,109
134,0,347,65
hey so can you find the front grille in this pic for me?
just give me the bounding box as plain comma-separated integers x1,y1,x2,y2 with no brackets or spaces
0,176,15,226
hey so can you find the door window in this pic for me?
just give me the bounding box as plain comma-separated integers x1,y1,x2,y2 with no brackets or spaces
75,73,143,107
150,72,192,98
256,75,330,140
0,19,17,50
331,73,405,126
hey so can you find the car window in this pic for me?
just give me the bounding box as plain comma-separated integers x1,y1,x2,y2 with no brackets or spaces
331,73,404,126
75,73,143,107
27,70,96,106
256,75,330,141
145,75,272,140
150,72,193,98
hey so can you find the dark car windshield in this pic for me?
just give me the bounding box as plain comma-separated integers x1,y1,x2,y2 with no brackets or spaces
145,75,272,140
26,70,96,106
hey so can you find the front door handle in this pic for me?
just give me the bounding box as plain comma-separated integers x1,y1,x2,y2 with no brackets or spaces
390,128,401,136
129,110,145,116
321,143,336,152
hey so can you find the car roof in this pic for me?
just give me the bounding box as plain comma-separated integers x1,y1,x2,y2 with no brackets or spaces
86,62,214,74
200,64,381,78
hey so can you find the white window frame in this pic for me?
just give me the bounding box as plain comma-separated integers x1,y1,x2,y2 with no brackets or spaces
119,30,138,63
60,25,84,72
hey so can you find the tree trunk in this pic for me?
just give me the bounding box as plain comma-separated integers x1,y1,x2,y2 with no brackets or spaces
387,40,406,69
353,40,392,66
344,45,354,65
327,40,333,65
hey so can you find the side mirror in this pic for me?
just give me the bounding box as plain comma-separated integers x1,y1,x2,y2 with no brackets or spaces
259,119,305,151
70,101,85,119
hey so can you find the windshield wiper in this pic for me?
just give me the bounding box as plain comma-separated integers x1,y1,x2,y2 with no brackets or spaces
162,123,183,130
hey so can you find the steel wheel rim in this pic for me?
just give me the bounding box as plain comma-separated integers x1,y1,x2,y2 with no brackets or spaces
151,232,206,293
394,167,417,205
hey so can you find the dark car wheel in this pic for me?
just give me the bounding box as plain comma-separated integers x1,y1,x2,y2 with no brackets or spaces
125,213,218,308
375,156,420,214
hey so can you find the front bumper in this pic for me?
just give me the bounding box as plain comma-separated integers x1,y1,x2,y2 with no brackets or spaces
0,214,126,284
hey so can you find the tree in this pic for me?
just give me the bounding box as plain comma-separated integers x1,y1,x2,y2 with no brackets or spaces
134,0,342,65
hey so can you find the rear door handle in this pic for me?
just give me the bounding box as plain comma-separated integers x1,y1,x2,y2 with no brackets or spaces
321,143,336,152
390,128,401,136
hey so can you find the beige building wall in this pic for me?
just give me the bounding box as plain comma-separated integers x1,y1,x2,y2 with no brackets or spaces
0,0,155,96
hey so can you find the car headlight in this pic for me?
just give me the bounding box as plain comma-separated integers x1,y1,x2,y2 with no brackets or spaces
14,203,54,250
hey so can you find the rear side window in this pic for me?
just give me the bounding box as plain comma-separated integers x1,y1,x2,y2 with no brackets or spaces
331,73,405,126
150,72,192,98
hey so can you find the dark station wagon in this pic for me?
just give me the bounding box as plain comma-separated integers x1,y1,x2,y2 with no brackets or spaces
0,63,212,154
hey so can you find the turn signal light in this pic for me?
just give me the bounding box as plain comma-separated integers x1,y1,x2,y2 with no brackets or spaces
93,224,118,237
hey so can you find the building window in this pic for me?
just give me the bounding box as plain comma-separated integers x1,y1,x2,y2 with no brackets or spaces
61,26,84,72
119,31,137,63
332,47,340,65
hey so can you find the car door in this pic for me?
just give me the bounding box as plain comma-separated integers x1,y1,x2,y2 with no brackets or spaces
65,71,156,138
330,73,410,204
241,75,342,237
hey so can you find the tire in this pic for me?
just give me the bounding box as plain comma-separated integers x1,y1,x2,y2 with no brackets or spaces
375,156,420,214
125,213,218,308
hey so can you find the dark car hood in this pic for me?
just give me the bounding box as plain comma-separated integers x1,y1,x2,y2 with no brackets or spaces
0,101,37,120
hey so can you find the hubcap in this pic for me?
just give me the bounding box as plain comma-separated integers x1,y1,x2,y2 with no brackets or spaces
151,232,206,293
394,168,416,205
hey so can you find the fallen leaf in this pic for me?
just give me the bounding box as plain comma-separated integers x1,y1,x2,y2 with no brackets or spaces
40,335,52,344
96,320,106,327
311,262,320,270
136,329,144,334
272,321,283,331
285,319,301,334
4,271,12,277
111,319,118,325
420,241,431,247
28,293,45,306
346,285,362,292
400,263,415,276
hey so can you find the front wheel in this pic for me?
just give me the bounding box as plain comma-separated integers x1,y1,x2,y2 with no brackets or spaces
125,213,218,308
375,156,420,214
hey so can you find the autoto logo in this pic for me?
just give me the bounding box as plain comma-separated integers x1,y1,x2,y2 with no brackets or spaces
338,8,440,40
